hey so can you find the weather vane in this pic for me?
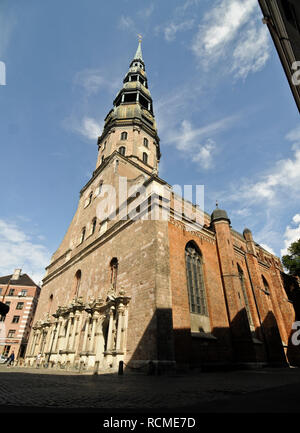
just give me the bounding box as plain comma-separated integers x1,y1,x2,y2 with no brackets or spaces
216,200,219,208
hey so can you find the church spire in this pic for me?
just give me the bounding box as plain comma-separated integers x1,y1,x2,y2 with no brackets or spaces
133,35,143,62
95,39,161,173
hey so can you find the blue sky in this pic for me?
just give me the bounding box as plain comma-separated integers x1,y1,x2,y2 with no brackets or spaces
0,0,299,284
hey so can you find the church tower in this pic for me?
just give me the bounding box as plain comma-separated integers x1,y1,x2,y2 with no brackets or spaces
96,37,161,173
25,40,175,373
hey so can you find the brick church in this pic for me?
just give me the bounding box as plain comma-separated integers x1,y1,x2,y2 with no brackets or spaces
25,40,300,372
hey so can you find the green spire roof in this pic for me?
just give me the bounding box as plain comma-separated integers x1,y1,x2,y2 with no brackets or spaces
133,37,143,62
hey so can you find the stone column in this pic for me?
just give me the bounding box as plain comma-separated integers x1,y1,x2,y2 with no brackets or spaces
35,330,41,355
45,323,56,356
65,313,73,351
82,315,90,353
69,312,80,352
94,316,105,361
88,312,99,353
74,312,83,354
53,317,63,352
30,332,37,356
106,307,115,351
116,304,124,351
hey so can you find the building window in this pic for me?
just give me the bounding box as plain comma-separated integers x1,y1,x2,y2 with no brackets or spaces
101,155,105,164
103,141,106,150
8,289,14,296
73,270,81,298
142,152,148,164
88,192,93,205
92,218,97,235
16,302,24,310
12,316,20,324
238,265,254,327
3,346,10,356
7,330,15,338
185,242,208,316
120,131,127,140
19,289,27,297
80,227,86,244
119,146,126,156
143,138,149,148
0,288,2,295
262,276,270,294
110,258,118,291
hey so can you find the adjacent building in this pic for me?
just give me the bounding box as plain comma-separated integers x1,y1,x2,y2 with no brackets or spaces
0,269,41,360
24,41,300,373
259,0,300,112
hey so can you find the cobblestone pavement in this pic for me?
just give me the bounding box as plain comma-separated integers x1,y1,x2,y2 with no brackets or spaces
0,365,300,412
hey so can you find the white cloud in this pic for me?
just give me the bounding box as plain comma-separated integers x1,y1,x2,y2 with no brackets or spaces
164,116,236,169
281,214,300,256
228,126,300,205
260,243,276,255
119,15,135,30
137,4,154,19
77,117,101,140
74,69,119,96
0,220,50,285
231,24,270,79
164,19,195,42
192,0,270,79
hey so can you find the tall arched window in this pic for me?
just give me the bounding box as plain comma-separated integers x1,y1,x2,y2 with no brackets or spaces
143,138,149,148
142,152,148,164
185,242,208,316
73,270,81,298
120,131,127,140
119,146,126,156
238,264,254,327
110,258,118,290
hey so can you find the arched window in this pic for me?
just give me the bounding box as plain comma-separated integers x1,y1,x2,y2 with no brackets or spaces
91,218,97,235
238,264,254,327
262,276,270,294
110,258,118,290
74,270,81,298
142,152,148,164
101,155,105,164
80,227,86,244
143,138,149,148
119,146,126,156
120,131,127,140
88,192,93,205
185,242,208,316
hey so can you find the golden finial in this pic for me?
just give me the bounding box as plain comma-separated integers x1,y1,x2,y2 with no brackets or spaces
138,34,142,43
